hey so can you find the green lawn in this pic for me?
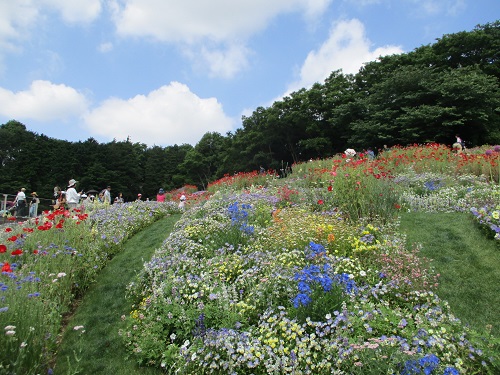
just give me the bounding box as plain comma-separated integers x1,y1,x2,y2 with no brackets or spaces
54,215,181,375
400,211,500,337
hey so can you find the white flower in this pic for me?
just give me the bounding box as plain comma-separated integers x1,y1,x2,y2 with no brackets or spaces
20,342,27,348
6,330,15,336
4,325,16,330
57,272,67,278
73,325,84,331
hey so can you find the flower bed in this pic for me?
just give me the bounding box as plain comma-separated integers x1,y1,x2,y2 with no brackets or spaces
0,201,180,373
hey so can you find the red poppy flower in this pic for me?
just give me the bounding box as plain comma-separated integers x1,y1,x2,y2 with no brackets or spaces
394,203,401,209
317,200,324,205
11,249,23,256
33,249,39,254
327,185,333,191
7,235,17,242
23,228,34,233
0,244,6,253
5,227,12,232
1,262,13,273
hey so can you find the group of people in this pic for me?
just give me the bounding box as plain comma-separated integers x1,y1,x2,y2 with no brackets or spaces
9,179,188,218
52,180,115,210
12,188,40,218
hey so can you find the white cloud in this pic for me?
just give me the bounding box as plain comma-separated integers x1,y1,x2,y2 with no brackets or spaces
0,80,89,121
98,42,114,53
0,0,101,75
110,0,333,77
112,0,332,42
409,0,466,16
285,19,403,95
197,44,251,79
84,82,235,146
40,0,102,24
0,2,39,52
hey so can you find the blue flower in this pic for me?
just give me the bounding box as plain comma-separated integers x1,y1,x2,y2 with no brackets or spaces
443,367,459,375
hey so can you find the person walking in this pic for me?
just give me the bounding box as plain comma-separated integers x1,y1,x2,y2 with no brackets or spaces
66,179,82,210
178,194,186,209
13,188,27,217
156,188,166,202
103,186,112,204
29,192,40,217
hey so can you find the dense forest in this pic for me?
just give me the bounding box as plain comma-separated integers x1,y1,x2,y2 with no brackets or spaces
1,21,499,201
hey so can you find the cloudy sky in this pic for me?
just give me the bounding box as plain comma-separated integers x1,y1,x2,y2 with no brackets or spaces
0,0,497,146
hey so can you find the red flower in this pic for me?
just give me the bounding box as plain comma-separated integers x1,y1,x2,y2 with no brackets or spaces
327,185,333,191
5,227,12,232
33,249,39,254
1,262,13,273
23,228,34,233
7,235,18,242
11,249,23,256
394,203,401,210
317,200,324,205
0,244,6,253
7,217,16,221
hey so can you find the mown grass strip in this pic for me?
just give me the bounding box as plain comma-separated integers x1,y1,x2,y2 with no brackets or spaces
400,211,500,337
54,215,181,375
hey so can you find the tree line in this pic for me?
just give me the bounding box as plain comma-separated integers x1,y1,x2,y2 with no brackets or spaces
1,21,499,202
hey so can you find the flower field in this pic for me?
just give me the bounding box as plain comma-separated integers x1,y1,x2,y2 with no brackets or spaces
121,144,500,374
0,201,180,374
1,143,499,374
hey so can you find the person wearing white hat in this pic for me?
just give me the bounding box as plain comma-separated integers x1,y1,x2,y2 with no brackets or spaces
66,179,82,210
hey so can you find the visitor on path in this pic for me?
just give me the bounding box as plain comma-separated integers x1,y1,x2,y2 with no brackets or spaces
52,186,61,206
366,148,375,160
156,188,166,202
13,188,27,217
114,192,124,203
454,134,466,152
178,194,186,209
53,191,66,210
136,193,142,201
66,179,82,210
29,192,40,217
102,186,112,204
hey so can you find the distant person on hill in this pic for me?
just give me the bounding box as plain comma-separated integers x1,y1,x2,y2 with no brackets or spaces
453,135,465,153
366,148,375,160
157,188,166,202
178,194,186,209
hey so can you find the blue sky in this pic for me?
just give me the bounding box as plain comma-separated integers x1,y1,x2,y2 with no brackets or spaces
0,0,498,147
